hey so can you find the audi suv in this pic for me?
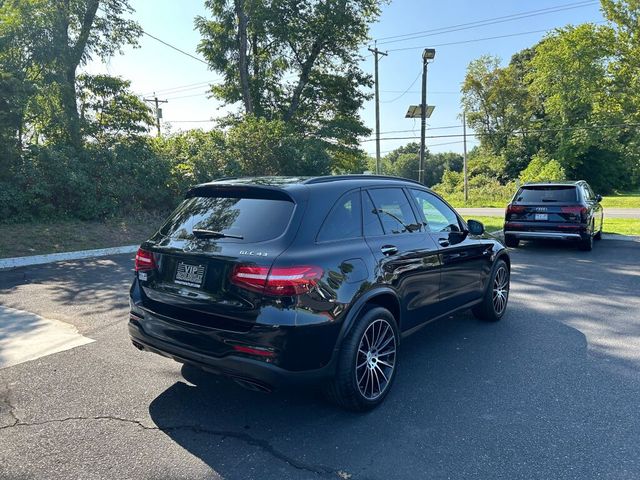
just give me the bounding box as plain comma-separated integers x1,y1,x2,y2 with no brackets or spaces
503,181,604,251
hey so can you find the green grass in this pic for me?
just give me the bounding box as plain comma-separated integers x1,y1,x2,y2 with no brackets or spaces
0,212,168,259
445,190,640,210
464,216,640,236
601,191,640,209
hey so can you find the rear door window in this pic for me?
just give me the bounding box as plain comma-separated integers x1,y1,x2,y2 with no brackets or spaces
367,188,419,235
159,195,294,243
363,191,385,237
317,190,362,242
515,186,578,203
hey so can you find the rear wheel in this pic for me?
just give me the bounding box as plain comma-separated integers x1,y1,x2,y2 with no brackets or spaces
472,259,510,322
504,234,519,248
325,307,398,412
579,232,594,251
594,228,602,240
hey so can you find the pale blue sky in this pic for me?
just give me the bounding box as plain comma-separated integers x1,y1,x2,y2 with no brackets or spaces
86,0,605,156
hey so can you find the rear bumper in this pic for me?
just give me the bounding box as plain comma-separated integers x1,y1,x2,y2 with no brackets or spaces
129,319,337,389
504,230,585,241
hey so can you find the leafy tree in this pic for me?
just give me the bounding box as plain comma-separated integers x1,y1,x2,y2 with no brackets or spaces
195,0,381,167
78,74,154,140
519,152,566,183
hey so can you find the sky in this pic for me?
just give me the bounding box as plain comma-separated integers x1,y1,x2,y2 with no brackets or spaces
86,0,606,157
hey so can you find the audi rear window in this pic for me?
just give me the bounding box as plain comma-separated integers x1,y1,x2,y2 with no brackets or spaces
158,195,295,243
515,186,578,203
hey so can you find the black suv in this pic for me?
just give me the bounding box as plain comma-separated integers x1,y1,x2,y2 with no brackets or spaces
129,176,510,411
504,181,604,251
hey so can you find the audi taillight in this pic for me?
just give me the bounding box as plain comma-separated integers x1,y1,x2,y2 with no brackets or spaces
135,248,156,271
561,206,588,221
231,265,323,296
506,204,525,215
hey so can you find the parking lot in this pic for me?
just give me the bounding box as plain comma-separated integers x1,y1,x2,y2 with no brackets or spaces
1,239,639,480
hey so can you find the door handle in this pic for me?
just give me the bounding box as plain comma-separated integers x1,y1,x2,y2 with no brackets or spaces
438,238,450,247
380,245,398,256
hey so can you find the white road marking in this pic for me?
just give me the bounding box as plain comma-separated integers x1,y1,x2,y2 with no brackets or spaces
0,306,94,369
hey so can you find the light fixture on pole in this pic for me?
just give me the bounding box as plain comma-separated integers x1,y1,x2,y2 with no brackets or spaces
418,48,435,184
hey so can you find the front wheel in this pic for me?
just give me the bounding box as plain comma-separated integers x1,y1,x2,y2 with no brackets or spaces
472,259,510,322
325,307,399,412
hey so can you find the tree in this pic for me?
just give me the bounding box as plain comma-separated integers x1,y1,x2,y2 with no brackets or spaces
77,74,154,140
195,0,381,163
519,152,566,183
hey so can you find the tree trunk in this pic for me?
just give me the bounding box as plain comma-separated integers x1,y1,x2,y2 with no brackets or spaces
284,40,323,122
234,0,253,114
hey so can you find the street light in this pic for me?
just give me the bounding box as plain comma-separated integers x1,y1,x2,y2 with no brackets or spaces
419,48,435,184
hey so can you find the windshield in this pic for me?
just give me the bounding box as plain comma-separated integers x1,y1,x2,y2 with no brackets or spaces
515,186,578,203
158,196,295,243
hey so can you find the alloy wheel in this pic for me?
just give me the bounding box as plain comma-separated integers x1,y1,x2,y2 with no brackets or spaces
492,266,509,315
355,319,396,400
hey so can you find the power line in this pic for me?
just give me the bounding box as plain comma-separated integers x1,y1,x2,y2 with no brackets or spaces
361,122,640,142
142,30,209,65
385,24,604,53
381,69,421,104
375,1,597,46
165,119,215,123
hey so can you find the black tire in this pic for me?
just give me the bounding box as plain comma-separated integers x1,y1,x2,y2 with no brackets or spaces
324,307,399,412
594,229,602,240
472,259,510,322
504,234,519,248
579,233,593,251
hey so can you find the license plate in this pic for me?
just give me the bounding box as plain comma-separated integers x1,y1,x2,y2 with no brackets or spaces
534,213,548,221
174,261,206,288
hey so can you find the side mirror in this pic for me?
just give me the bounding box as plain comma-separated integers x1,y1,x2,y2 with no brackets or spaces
596,194,603,203
467,219,485,236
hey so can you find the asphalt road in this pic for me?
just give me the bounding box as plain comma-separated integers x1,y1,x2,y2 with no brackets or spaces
1,239,639,480
457,207,640,219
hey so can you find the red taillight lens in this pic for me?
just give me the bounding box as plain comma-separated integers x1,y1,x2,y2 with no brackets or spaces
506,204,525,215
231,265,323,296
232,344,275,358
135,248,156,271
560,206,587,215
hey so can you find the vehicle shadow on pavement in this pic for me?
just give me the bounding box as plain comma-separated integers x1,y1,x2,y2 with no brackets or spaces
147,285,640,480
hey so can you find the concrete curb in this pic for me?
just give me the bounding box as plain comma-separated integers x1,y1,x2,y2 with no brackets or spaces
0,244,138,270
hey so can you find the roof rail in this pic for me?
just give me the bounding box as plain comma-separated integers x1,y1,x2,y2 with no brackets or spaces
303,174,423,186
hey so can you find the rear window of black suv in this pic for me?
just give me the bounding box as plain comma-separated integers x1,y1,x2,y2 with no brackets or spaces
158,195,295,243
515,185,578,203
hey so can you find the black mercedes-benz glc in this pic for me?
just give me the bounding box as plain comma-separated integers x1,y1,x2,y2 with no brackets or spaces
129,175,510,411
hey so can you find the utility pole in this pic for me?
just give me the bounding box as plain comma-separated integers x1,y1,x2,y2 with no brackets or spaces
368,44,387,175
419,48,436,184
463,111,468,203
143,95,168,137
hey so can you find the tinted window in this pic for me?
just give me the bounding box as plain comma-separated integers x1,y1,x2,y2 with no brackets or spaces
367,188,418,235
515,186,578,203
317,190,362,242
363,191,384,236
409,189,461,233
159,196,294,243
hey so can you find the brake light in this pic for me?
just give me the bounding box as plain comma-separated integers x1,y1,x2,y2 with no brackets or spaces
560,206,588,215
231,265,323,296
506,204,525,215
135,248,156,271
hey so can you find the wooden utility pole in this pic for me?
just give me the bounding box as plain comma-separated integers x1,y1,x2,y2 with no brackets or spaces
144,95,168,137
463,111,468,202
368,44,387,175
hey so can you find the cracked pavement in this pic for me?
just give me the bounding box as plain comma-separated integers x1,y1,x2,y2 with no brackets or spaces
1,239,640,479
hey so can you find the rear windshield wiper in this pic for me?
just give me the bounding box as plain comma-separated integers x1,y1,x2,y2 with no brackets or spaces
192,228,244,239
541,199,558,202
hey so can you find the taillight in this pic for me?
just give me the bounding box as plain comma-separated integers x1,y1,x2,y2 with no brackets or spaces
231,265,323,296
232,344,275,358
506,204,525,215
135,248,156,271
560,206,587,215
